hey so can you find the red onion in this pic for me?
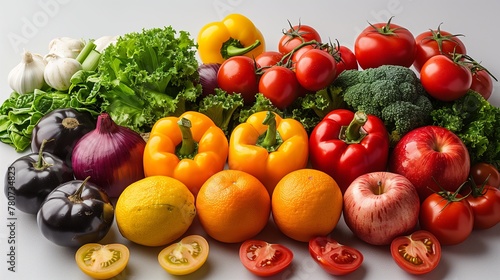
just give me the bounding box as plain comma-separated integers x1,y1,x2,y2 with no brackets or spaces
198,63,220,96
71,112,146,197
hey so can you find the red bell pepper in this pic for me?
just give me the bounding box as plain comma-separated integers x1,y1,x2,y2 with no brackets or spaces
309,109,390,193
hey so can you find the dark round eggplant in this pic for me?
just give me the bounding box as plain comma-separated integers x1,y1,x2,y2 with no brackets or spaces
4,144,74,214
31,108,96,167
37,177,114,247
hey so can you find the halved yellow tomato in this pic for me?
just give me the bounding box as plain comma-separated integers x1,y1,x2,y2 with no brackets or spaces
75,243,130,279
158,235,209,275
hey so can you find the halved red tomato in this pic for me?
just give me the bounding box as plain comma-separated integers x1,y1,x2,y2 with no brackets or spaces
239,239,293,277
158,235,209,275
75,243,130,280
390,230,441,275
308,236,363,276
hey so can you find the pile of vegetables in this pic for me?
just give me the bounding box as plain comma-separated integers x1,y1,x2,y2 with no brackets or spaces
2,12,500,279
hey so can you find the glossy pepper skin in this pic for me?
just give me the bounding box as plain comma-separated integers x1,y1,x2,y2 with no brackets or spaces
309,109,390,194
143,111,228,197
197,13,266,64
228,111,309,194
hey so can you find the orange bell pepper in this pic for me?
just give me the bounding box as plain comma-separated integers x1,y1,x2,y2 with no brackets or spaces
228,111,309,194
143,111,228,196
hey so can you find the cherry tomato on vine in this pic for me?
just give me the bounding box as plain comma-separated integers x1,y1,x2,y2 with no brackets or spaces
390,230,441,275
278,23,322,54
413,25,467,72
465,180,500,230
239,240,293,277
354,18,416,69
309,236,363,276
419,190,474,246
420,54,472,101
255,51,284,72
259,65,299,109
470,162,500,188
334,45,358,78
217,56,259,104
470,68,495,100
295,48,337,91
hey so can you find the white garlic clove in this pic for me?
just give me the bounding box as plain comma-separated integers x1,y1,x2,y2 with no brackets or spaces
94,35,118,52
48,37,85,59
7,50,46,94
43,53,82,91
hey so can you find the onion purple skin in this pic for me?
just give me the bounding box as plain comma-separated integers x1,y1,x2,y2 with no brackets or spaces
71,113,146,198
31,108,96,168
198,63,221,97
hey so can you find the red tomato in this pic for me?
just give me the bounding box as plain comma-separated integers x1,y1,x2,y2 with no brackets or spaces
309,236,363,276
217,56,259,104
258,66,299,109
278,24,321,54
295,49,337,91
334,45,358,78
420,54,472,101
354,19,416,69
290,44,316,65
413,25,467,72
466,182,500,229
470,162,500,188
255,51,284,72
390,230,441,275
239,240,293,277
470,68,494,100
419,191,474,246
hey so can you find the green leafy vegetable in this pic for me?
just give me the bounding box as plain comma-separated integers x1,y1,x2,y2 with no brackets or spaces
0,89,99,151
90,26,202,132
198,88,244,136
431,90,500,167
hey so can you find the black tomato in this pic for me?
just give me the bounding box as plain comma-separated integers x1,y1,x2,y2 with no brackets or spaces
4,139,74,214
37,177,114,247
31,108,96,167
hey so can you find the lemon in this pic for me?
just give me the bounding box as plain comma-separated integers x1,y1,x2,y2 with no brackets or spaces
115,176,196,247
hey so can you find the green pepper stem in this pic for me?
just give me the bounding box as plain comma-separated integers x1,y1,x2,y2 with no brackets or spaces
222,38,261,59
177,118,196,157
341,111,368,144
260,111,277,148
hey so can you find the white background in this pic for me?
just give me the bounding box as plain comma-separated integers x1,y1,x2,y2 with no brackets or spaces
1,0,500,279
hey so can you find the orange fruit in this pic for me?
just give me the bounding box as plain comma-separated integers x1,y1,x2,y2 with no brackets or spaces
272,168,343,242
196,170,271,243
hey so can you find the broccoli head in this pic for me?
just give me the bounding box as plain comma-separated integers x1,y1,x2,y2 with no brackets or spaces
332,65,433,144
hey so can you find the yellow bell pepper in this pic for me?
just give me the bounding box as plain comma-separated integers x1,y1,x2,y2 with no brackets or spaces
143,111,228,196
197,13,266,64
228,111,309,194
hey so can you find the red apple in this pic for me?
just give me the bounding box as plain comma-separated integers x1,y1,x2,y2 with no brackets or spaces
343,172,420,245
388,125,470,201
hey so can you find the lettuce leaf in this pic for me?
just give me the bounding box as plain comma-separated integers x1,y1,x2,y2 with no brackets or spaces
92,26,201,132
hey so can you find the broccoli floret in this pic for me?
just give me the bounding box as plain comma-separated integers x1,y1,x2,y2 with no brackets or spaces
332,65,433,144
432,90,500,167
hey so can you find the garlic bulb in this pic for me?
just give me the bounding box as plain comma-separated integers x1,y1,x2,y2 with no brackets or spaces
44,54,82,91
8,50,46,94
48,37,84,59
94,35,118,52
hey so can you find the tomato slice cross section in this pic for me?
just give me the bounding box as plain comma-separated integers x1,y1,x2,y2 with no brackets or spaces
390,230,441,275
239,239,293,277
309,236,363,275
